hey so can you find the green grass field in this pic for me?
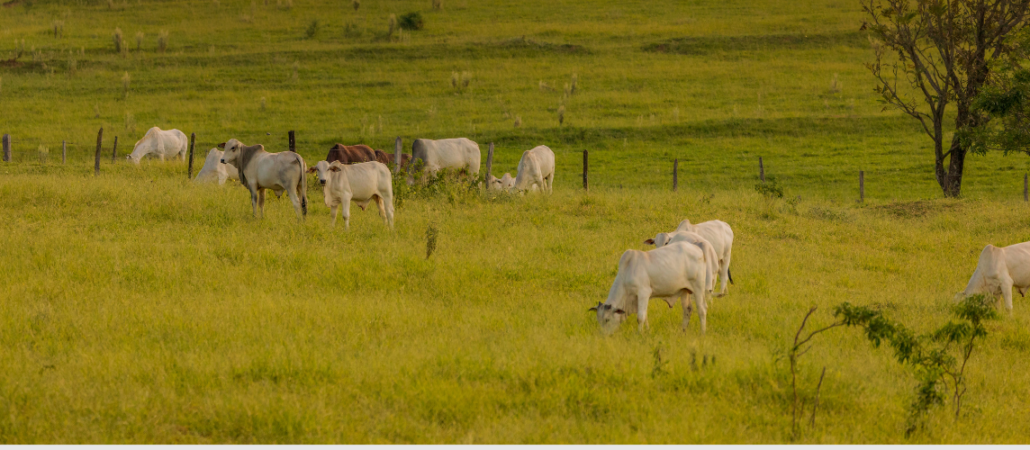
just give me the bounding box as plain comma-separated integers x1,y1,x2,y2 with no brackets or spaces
3,0,1030,443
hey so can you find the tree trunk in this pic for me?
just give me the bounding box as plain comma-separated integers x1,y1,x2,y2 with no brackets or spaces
942,135,967,198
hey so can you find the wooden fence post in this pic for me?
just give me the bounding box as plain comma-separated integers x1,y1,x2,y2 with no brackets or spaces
188,132,196,180
1024,174,1027,202
582,149,588,191
673,158,679,192
2,134,10,162
62,140,67,164
94,128,103,176
288,130,295,152
486,142,494,179
759,156,765,182
111,136,118,163
394,136,401,174
859,170,865,203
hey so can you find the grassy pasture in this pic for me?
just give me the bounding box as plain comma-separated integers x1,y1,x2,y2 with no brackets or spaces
3,0,1030,444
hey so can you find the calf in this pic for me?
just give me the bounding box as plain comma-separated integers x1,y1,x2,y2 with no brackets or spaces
589,241,708,334
193,148,239,185
309,160,394,229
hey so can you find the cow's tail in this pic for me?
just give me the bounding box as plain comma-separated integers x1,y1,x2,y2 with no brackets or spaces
297,155,308,216
728,268,734,285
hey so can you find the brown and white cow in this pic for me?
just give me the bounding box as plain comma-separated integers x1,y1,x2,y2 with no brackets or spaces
219,139,308,220
326,144,377,164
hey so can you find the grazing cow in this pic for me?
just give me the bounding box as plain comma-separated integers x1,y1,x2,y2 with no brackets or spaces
193,148,239,185
326,144,377,164
644,231,719,297
672,219,734,297
219,139,308,220
411,138,481,176
589,241,708,335
374,149,412,169
513,145,555,193
486,173,515,191
127,127,188,164
308,160,394,229
955,242,1030,312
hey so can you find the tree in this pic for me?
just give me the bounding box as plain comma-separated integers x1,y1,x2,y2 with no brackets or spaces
862,0,1030,197
969,29,1030,154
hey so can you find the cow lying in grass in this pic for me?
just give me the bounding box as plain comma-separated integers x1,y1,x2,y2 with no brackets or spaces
956,242,1030,312
590,241,708,335
219,139,308,220
309,160,394,229
193,148,238,185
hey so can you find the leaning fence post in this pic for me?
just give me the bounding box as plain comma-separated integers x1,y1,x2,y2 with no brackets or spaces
673,158,679,192
111,136,118,163
2,134,10,162
394,136,401,174
288,130,295,152
759,156,765,182
859,170,865,203
62,140,67,164
188,132,196,180
94,128,103,176
486,142,494,180
582,149,588,191
1024,174,1028,202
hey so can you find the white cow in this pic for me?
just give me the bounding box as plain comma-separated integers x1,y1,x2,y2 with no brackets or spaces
513,145,555,193
127,127,188,164
309,160,394,229
487,173,516,191
219,139,308,220
673,219,734,296
589,241,708,334
193,148,239,185
644,231,719,297
411,138,481,176
956,242,1030,312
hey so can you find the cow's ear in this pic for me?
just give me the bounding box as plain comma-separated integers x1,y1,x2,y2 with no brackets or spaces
329,165,342,172
644,238,655,245
217,142,225,149
614,309,626,315
306,167,316,173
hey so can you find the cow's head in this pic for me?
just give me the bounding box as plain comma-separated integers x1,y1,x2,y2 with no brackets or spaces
644,232,672,248
588,302,626,335
306,160,337,185
219,139,243,166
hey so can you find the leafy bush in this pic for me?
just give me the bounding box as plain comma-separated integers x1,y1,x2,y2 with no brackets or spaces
399,12,424,30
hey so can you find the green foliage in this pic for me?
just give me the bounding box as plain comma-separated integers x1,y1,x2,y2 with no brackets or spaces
425,222,438,259
754,176,784,199
968,29,1030,156
305,20,319,39
834,295,998,437
399,12,424,31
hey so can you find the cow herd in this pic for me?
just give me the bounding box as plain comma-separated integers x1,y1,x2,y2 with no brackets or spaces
126,127,1024,335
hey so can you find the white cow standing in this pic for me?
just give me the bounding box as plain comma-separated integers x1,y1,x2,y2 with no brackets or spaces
956,242,1030,312
644,231,719,297
219,139,308,220
589,241,709,334
411,138,481,176
513,145,555,193
309,160,394,229
672,219,734,296
487,173,516,191
193,148,239,185
127,127,188,164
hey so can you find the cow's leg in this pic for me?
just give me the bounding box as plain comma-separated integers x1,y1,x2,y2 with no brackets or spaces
249,188,259,218
384,195,395,229
678,290,693,331
1002,278,1014,312
286,185,303,221
692,285,708,334
257,189,266,219
342,196,352,230
374,195,389,227
719,250,733,297
546,173,554,194
636,288,652,333
329,205,338,227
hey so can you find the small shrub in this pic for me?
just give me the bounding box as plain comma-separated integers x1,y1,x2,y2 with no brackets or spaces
461,71,471,88
399,12,424,30
352,0,359,11
121,72,130,99
557,104,565,126
755,175,784,199
53,21,64,38
432,0,442,10
135,31,143,51
514,115,522,128
113,28,123,53
305,20,319,38
425,223,438,259
830,73,841,94
157,30,168,53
